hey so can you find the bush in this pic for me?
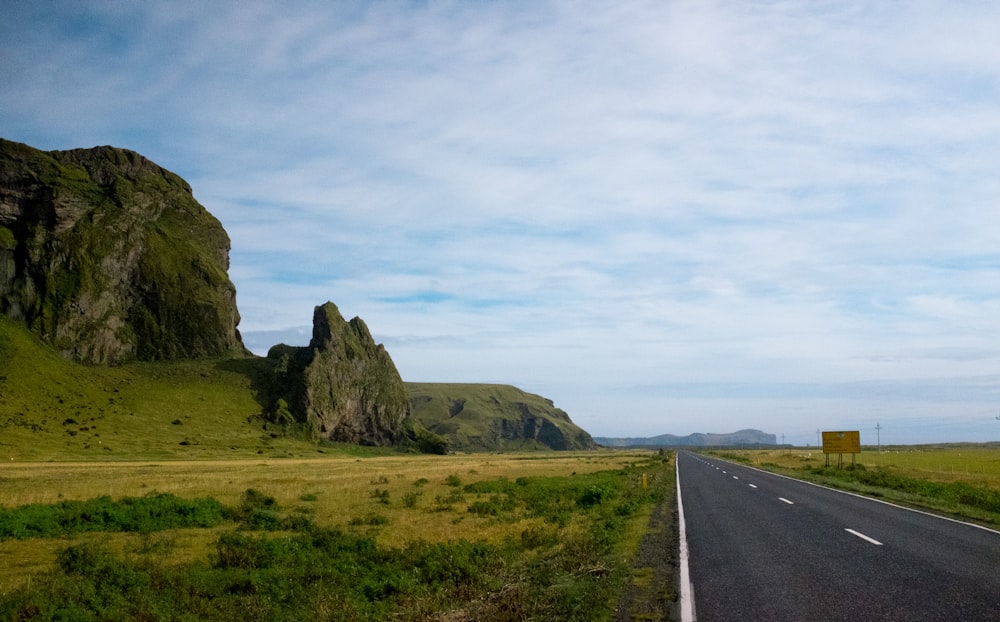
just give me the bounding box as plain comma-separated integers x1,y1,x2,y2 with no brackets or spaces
467,494,517,516
577,485,615,508
349,514,390,527
370,489,391,505
0,493,227,539
402,492,421,508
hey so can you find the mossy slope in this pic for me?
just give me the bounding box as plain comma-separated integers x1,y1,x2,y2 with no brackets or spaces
0,316,331,461
406,382,596,451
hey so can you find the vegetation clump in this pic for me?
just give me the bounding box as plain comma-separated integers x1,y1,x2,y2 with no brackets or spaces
0,493,227,539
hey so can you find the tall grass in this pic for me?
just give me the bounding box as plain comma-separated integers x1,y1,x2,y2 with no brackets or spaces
0,452,671,620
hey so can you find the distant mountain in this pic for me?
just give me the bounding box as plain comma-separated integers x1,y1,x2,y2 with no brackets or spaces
594,429,777,448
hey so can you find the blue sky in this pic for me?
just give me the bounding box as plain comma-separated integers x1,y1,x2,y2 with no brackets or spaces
4,1,1000,445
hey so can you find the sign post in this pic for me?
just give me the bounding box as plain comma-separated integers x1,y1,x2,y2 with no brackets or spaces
821,430,861,467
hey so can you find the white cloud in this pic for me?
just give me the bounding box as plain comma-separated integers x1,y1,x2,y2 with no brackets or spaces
4,1,1000,443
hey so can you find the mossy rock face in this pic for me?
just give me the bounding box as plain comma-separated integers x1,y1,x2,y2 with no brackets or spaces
264,302,410,445
405,383,598,451
0,138,246,364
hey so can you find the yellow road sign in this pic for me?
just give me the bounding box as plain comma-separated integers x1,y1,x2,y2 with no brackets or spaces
822,430,861,454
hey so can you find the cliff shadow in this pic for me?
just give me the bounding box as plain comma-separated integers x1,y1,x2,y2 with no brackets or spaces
215,356,278,416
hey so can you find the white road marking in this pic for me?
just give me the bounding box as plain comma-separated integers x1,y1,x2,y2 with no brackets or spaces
676,458,695,622
733,476,739,480
717,457,1000,537
778,497,794,504
845,528,883,545
748,484,758,489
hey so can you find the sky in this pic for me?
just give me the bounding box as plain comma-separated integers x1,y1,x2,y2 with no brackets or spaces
3,1,1000,445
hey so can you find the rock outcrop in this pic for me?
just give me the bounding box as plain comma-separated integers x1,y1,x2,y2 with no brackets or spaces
406,383,597,451
0,138,245,364
1,138,597,452
265,302,409,445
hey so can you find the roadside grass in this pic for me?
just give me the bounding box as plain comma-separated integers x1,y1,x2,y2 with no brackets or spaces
710,445,1000,525
0,451,670,620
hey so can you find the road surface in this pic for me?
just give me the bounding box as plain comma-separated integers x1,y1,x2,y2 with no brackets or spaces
676,450,1000,621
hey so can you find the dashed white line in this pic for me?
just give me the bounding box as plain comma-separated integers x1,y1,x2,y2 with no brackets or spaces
778,497,794,505
732,476,739,480
748,484,758,489
845,528,883,545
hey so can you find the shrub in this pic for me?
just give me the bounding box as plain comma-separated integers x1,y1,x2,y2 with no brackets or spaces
349,514,390,527
0,493,227,539
577,485,615,508
402,492,421,508
467,494,516,516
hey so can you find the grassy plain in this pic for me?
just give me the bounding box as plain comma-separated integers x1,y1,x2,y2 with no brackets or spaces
0,450,672,620
709,444,1000,525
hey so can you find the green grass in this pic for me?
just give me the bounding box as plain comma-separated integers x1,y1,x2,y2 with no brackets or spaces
0,317,396,461
0,493,228,540
0,455,673,621
1,319,592,460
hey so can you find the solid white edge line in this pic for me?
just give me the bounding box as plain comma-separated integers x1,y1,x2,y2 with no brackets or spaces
676,455,696,622
845,528,884,545
710,457,1000,537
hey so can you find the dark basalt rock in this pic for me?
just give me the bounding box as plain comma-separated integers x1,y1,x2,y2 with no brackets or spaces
0,138,245,364
265,302,409,445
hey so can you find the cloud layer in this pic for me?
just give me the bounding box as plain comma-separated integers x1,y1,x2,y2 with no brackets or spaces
4,1,1000,443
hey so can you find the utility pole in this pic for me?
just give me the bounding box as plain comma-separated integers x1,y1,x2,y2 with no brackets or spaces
875,421,882,453
816,428,821,447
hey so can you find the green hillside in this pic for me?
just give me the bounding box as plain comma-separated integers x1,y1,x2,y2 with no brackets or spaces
0,319,596,459
0,317,381,461
406,382,596,452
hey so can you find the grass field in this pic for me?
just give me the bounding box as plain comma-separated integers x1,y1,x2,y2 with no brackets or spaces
709,444,1000,526
0,450,673,620
719,444,1000,486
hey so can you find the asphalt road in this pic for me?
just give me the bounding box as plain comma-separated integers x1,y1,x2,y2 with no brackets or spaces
676,450,1000,621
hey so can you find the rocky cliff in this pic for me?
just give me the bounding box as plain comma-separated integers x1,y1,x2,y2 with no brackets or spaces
264,302,410,445
406,383,597,451
0,139,245,363
1,138,596,453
